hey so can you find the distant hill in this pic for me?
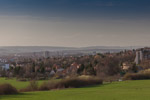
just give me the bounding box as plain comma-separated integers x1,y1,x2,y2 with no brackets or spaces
0,46,144,56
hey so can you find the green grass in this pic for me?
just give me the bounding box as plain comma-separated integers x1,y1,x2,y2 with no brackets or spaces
1,79,150,100
0,78,48,89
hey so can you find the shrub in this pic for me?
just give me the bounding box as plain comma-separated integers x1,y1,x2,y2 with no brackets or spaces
38,82,49,91
0,84,18,95
39,81,58,91
123,72,150,80
20,80,38,92
39,77,102,91
17,78,27,82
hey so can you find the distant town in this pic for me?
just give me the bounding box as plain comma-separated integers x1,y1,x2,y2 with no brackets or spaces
0,46,149,81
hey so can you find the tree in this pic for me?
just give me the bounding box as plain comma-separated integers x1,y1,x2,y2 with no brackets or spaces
77,64,85,75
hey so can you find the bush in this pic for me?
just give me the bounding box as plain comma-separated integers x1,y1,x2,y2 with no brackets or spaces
39,81,58,91
123,72,150,80
39,77,102,91
20,80,38,92
17,78,27,82
0,84,18,95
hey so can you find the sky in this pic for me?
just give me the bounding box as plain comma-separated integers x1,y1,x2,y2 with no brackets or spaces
0,0,150,47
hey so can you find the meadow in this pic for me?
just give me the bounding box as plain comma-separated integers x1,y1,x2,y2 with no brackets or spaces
0,78,48,90
1,78,150,100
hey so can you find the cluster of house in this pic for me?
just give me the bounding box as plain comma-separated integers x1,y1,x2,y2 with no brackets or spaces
121,47,150,72
1,47,150,77
48,62,81,77
30,62,81,78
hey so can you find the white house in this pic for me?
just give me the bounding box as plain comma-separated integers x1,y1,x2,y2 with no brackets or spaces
2,64,10,70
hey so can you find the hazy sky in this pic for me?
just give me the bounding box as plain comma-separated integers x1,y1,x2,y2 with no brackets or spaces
0,0,150,47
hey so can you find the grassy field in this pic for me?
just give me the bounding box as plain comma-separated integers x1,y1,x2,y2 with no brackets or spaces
0,78,48,89
1,79,150,100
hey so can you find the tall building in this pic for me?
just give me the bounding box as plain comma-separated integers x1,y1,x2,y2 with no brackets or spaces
140,51,143,61
135,47,150,64
43,51,50,58
135,51,141,64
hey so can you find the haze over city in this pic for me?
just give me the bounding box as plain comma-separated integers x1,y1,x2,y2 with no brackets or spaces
0,0,149,47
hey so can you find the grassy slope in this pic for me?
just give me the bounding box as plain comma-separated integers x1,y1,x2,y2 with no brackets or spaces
1,80,150,100
0,78,48,89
